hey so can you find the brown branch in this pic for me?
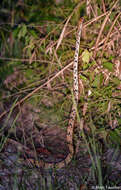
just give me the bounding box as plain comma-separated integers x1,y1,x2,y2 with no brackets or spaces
93,0,119,57
101,12,121,56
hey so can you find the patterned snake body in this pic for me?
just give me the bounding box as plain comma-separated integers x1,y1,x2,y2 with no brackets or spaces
32,18,84,169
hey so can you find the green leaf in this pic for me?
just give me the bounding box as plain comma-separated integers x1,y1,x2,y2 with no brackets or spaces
111,77,120,85
18,24,27,39
29,29,38,38
92,74,103,88
82,49,91,64
103,62,114,72
25,69,33,79
13,27,20,38
118,118,121,125
109,130,121,145
80,74,87,81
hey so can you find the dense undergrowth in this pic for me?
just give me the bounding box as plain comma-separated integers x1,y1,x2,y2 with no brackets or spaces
0,0,121,189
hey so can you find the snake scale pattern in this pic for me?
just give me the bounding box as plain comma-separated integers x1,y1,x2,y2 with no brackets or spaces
30,18,84,169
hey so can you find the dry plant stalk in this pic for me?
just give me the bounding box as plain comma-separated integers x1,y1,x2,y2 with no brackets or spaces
94,0,119,57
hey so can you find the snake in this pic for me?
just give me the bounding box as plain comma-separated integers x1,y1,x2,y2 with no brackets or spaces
27,18,84,169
